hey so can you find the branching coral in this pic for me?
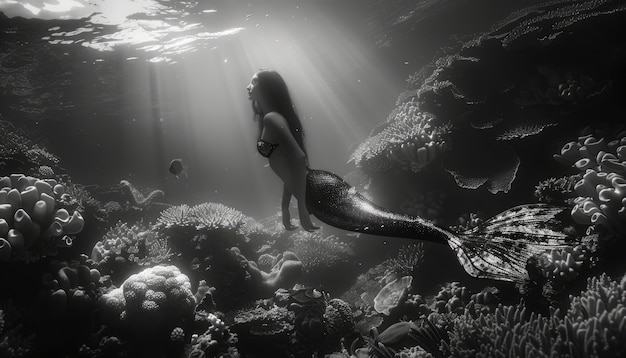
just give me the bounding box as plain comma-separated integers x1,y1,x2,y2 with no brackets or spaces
553,128,626,236
441,273,626,357
537,245,586,282
0,174,84,262
91,221,171,283
444,302,554,358
559,273,626,356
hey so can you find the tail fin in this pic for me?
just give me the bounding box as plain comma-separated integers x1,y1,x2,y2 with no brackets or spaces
446,204,573,283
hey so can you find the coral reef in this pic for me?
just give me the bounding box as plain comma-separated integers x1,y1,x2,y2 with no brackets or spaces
554,128,626,236
323,298,355,352
349,100,449,174
289,230,353,273
39,256,102,320
155,203,251,232
535,174,580,205
91,221,171,284
351,0,626,194
441,273,626,357
0,174,84,262
189,312,239,358
0,302,36,358
98,265,196,340
0,121,61,176
432,282,472,315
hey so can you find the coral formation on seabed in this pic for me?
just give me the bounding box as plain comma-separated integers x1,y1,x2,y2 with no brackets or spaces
441,273,626,358
554,128,626,237
98,265,196,340
351,0,626,194
349,100,449,174
91,220,171,284
0,174,84,262
289,230,353,273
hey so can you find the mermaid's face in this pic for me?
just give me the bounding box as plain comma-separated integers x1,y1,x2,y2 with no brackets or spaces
246,74,260,101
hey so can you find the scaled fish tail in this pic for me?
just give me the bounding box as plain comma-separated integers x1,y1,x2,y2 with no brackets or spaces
444,204,573,283
305,169,575,283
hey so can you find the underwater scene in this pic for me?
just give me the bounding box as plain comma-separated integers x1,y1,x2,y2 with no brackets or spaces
1,0,626,357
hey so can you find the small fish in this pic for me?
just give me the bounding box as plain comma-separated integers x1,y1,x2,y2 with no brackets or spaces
168,158,188,178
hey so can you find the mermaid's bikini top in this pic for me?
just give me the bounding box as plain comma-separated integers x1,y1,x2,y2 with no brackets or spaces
257,139,279,158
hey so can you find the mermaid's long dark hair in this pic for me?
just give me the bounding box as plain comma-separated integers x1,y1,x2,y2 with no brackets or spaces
252,69,308,164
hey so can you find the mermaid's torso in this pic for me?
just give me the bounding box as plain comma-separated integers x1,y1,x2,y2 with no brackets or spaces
257,139,279,158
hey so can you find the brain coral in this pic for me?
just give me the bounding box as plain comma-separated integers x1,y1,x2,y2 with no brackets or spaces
99,265,196,336
0,174,84,262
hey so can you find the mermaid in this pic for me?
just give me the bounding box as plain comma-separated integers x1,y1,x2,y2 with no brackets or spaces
246,69,573,283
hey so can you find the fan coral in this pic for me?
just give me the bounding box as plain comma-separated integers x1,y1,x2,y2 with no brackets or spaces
553,128,626,236
0,174,84,262
374,275,413,316
290,231,352,272
349,100,449,173
98,265,196,338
